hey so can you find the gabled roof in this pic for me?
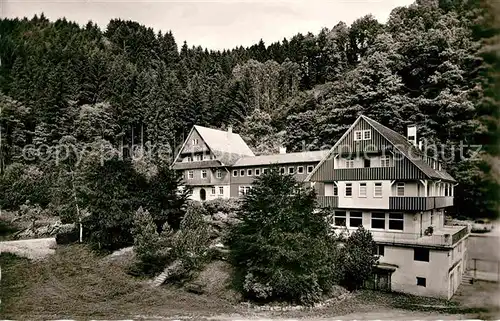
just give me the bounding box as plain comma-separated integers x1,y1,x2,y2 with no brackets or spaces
306,115,456,182
173,125,255,166
361,115,455,182
194,125,255,166
233,150,329,167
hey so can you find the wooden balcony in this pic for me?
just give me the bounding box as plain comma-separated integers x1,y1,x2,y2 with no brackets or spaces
389,196,453,211
316,196,338,208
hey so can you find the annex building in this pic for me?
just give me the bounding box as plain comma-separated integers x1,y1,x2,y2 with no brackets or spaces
172,115,469,299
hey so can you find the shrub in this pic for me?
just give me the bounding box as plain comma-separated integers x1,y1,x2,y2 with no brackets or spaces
203,198,241,214
55,228,80,245
144,166,191,230
171,202,211,271
80,158,148,251
229,168,341,305
339,226,378,291
131,207,172,276
0,163,51,209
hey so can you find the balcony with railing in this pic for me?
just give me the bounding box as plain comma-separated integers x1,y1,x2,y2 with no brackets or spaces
389,196,453,211
335,225,469,248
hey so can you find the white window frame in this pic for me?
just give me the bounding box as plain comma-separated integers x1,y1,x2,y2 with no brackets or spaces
247,169,253,176
232,170,238,177
219,186,224,195
397,182,405,196
280,167,286,175
240,169,245,176
201,170,207,179
239,185,252,196
211,187,216,195
380,156,391,167
345,183,352,197
307,165,314,173
192,138,199,145
354,130,362,141
345,159,354,168
359,182,367,197
262,168,268,174
333,184,338,196
374,182,383,198
363,130,371,140
297,166,304,174
216,170,222,179
195,155,202,161
255,168,261,176
187,170,194,179
288,167,295,174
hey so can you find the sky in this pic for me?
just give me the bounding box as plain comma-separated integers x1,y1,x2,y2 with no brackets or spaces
1,0,415,50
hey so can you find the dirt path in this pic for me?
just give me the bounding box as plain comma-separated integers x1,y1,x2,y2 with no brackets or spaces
0,237,56,260
130,309,467,320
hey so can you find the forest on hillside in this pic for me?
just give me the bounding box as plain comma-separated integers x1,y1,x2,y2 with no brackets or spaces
0,0,498,219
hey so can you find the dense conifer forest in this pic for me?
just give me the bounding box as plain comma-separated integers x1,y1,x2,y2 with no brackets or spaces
0,0,498,219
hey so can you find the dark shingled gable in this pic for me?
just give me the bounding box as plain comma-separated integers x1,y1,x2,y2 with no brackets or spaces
361,115,456,182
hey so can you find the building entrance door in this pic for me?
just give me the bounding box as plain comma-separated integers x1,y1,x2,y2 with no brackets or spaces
200,188,206,201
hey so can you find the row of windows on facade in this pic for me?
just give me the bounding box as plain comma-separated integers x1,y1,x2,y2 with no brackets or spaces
333,211,405,230
186,169,223,179
331,182,396,197
333,181,452,197
208,186,225,195
342,155,392,169
186,154,213,162
232,165,315,177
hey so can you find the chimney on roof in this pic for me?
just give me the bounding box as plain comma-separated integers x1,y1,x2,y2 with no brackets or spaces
279,146,287,154
407,124,417,147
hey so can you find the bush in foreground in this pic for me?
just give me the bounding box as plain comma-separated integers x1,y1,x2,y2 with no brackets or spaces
338,226,378,291
229,168,341,305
